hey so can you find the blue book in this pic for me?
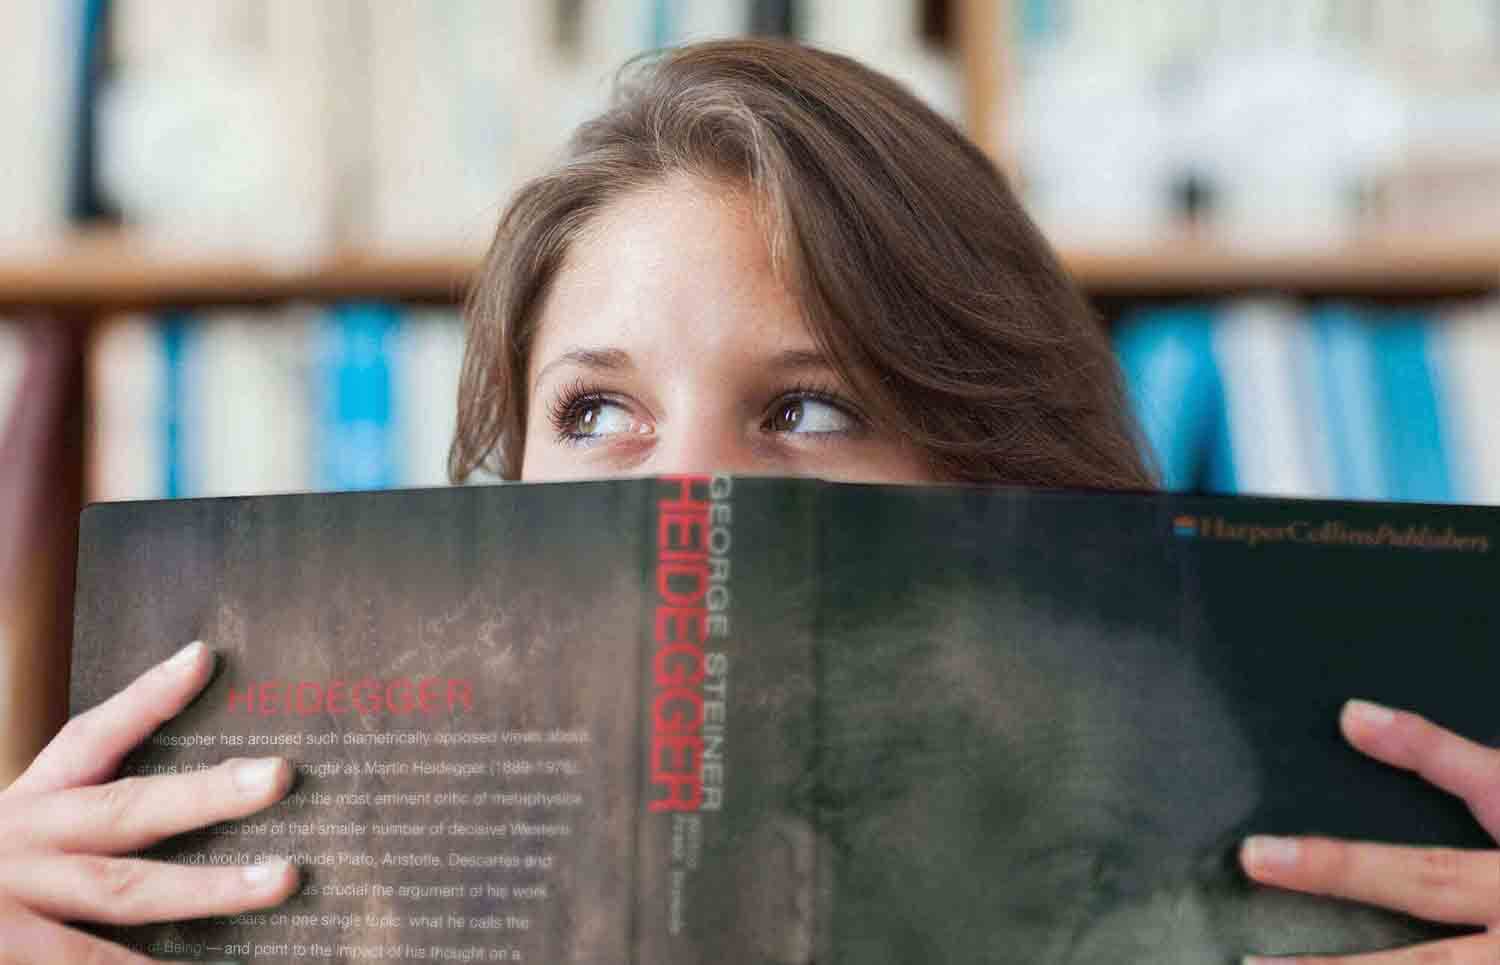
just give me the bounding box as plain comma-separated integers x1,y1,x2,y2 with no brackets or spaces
67,0,115,222
161,313,189,499
1114,306,1220,491
316,303,398,492
1370,311,1455,503
1204,389,1239,495
1310,304,1387,501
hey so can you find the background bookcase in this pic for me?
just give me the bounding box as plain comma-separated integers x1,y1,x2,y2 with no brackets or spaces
2,0,1498,783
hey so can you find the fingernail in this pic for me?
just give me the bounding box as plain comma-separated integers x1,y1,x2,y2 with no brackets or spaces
1243,835,1299,871
233,758,284,794
243,858,291,887
164,640,205,672
1346,699,1395,729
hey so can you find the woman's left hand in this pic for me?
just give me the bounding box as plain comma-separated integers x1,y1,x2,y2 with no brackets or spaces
1238,698,1500,963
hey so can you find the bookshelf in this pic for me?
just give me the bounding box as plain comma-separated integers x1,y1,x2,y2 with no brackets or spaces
3,0,1499,787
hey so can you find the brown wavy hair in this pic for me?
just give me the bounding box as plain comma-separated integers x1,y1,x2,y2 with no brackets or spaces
450,38,1156,489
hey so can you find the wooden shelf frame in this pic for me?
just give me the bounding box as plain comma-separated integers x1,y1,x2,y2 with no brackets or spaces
1,233,1496,314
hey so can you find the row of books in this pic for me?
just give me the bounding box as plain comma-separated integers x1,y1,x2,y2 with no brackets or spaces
84,305,467,501
1116,297,1500,504
1009,0,1500,248
1,0,956,260
9,296,1500,506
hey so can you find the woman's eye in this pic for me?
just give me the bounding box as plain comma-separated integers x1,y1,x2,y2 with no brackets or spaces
766,397,857,435
563,399,636,439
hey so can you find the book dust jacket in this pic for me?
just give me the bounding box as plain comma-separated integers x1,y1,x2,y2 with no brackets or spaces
71,477,1500,962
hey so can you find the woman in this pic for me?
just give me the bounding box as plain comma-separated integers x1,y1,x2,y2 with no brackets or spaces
1,39,1495,963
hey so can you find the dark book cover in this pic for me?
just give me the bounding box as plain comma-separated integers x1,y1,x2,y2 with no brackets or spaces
71,476,1499,962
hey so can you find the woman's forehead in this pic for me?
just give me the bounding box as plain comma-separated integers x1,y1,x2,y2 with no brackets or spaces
530,178,818,380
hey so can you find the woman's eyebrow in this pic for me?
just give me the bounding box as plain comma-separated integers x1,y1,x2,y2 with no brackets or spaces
531,347,633,395
767,348,836,373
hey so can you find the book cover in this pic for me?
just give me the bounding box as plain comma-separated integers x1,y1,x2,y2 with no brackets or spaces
72,477,1498,962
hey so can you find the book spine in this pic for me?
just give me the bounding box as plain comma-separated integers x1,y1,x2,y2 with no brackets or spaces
67,0,114,222
185,311,312,497
1310,304,1387,501
635,475,820,962
315,303,397,492
1431,298,1500,503
0,0,74,250
797,0,960,118
259,0,344,264
1210,299,1332,497
365,2,539,253
161,313,188,498
1370,311,1455,502
86,315,167,501
0,322,24,450
747,0,797,36
392,308,466,488
1113,306,1220,491
664,0,747,42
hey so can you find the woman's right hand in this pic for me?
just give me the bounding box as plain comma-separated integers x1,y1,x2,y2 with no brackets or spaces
0,641,299,962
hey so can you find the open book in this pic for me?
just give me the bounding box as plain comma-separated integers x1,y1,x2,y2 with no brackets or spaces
72,476,1498,962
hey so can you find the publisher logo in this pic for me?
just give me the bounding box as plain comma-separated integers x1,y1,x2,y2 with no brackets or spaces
1176,514,1491,553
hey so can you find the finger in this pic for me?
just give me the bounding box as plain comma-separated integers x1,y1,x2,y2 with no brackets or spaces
1340,699,1500,839
10,641,214,796
1240,835,1500,926
1244,928,1500,964
0,854,297,927
9,757,291,855
0,899,154,964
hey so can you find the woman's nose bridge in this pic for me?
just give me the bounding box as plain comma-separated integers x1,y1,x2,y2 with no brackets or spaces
652,410,761,476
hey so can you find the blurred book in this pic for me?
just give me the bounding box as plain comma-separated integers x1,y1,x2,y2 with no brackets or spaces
391,308,467,489
0,323,26,443
798,0,960,120
1207,299,1332,497
1114,305,1220,490
0,1,80,252
1308,304,1386,502
1432,298,1500,504
1367,309,1454,503
363,2,554,254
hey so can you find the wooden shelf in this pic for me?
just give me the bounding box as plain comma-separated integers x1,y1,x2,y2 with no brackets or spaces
0,232,1496,313
1066,236,1500,298
0,233,479,313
